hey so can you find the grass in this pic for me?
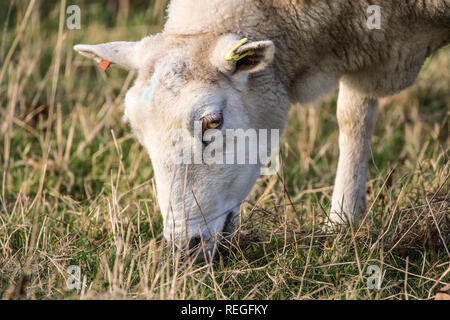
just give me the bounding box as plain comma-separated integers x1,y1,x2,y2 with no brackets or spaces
0,0,449,300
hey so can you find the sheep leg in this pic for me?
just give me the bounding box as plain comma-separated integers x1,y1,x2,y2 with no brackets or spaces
330,80,378,225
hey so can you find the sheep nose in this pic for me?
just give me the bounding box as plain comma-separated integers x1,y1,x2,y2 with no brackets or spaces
188,236,201,250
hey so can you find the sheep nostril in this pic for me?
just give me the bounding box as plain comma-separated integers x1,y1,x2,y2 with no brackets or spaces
188,236,201,250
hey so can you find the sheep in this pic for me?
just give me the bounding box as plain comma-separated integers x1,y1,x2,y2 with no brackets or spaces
74,0,450,260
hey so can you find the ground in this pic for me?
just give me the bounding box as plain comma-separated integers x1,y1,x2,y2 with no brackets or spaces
0,0,448,300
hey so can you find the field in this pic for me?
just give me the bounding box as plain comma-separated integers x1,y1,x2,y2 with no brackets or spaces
0,0,449,300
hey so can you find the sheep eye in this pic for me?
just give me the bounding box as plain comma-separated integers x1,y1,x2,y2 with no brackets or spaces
201,112,223,133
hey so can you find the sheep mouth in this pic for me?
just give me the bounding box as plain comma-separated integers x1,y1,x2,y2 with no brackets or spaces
222,210,238,236
186,210,238,263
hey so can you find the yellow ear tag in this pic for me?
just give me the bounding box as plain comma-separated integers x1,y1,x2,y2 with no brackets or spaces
225,38,255,62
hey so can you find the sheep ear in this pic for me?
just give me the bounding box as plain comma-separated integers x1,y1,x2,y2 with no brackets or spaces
232,39,275,73
74,41,140,71
211,35,275,75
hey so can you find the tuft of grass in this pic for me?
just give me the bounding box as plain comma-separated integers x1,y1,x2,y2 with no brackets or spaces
0,0,448,300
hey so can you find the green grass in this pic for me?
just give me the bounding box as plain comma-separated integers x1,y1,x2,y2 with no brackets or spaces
0,0,448,300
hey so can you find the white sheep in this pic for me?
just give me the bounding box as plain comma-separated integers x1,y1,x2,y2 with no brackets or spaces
74,0,450,259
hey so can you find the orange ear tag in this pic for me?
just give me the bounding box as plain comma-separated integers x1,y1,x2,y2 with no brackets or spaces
98,59,111,71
